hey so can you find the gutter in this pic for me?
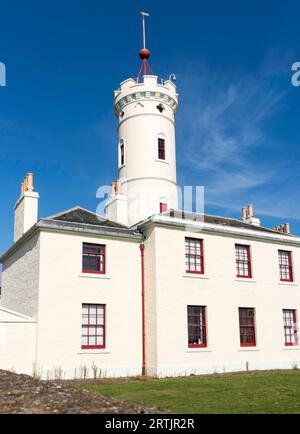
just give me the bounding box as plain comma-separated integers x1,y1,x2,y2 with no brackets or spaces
134,214,300,246
140,243,146,376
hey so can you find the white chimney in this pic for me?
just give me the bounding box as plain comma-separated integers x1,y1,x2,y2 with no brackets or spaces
104,180,128,226
14,173,39,242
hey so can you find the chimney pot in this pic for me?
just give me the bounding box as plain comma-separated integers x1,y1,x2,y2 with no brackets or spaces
26,173,34,192
14,173,39,242
111,180,121,196
247,204,254,219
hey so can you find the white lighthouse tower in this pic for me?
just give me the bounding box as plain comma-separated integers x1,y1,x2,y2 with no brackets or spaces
105,12,179,227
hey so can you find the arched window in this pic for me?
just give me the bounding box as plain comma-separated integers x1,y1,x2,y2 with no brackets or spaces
119,139,125,167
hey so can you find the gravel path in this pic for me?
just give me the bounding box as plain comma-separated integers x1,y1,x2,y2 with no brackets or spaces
0,370,164,414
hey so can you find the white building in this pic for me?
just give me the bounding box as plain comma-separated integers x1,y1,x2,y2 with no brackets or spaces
1,29,300,380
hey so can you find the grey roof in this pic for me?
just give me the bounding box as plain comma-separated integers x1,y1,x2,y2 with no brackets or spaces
164,209,289,236
45,206,142,238
47,206,128,229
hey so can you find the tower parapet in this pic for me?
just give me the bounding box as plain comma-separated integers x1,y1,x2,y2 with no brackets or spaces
114,76,178,122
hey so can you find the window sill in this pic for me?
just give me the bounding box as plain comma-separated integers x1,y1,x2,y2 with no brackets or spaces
234,278,257,284
278,282,298,287
155,159,169,165
238,347,260,352
186,348,212,353
183,274,209,280
283,346,300,351
78,274,111,280
78,349,111,355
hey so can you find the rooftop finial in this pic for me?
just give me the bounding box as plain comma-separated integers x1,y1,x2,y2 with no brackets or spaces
141,11,149,50
137,12,154,81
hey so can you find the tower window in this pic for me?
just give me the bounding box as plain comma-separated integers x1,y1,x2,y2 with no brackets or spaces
158,138,165,160
235,244,252,278
185,238,204,274
283,309,298,346
279,250,293,282
187,306,207,348
120,139,125,166
239,308,256,347
82,243,106,274
120,144,125,166
81,304,105,349
160,202,167,213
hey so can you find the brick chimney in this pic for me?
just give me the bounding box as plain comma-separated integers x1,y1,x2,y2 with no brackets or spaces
14,173,39,242
241,204,261,227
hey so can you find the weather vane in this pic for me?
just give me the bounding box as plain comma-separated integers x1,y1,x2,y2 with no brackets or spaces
137,11,154,81
141,11,150,49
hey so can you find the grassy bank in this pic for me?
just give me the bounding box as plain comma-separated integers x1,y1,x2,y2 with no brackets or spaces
76,370,300,413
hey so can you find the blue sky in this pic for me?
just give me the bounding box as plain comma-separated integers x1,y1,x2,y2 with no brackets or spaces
0,0,299,253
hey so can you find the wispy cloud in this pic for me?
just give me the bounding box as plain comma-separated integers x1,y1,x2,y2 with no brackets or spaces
175,60,299,219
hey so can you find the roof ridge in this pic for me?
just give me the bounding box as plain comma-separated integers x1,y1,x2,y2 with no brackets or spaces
45,205,84,220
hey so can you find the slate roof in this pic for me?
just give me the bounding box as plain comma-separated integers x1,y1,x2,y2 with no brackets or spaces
166,209,288,236
49,207,289,237
44,206,142,238
47,207,128,229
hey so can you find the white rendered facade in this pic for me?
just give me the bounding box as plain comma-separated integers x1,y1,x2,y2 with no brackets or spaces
1,217,143,378
1,207,300,378
140,216,300,377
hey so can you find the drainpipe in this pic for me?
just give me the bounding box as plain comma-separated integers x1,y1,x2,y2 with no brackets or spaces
140,243,146,376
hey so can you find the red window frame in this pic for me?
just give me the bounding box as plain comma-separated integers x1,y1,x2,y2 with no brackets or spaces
82,243,106,275
160,202,167,213
235,244,252,278
188,305,207,348
239,308,256,347
283,309,298,346
279,250,293,282
81,304,106,350
185,238,204,275
158,138,166,160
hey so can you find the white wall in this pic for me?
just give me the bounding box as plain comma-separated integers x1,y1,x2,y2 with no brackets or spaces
34,230,143,379
143,226,158,376
0,308,36,375
14,192,39,242
2,220,300,379
1,233,40,318
145,224,300,377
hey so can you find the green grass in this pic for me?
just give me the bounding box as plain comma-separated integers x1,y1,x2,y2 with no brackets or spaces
76,370,300,414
